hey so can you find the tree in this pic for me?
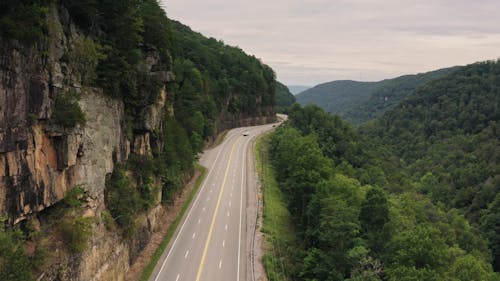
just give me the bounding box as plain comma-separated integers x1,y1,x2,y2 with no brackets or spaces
140,0,171,55
386,224,448,277
299,248,344,281
63,0,99,32
480,194,500,271
269,127,332,219
359,188,390,255
449,254,498,281
69,37,106,86
0,0,47,44
52,89,86,128
0,228,33,281
317,197,361,277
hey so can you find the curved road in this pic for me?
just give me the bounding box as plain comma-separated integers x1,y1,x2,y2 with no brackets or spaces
150,122,277,281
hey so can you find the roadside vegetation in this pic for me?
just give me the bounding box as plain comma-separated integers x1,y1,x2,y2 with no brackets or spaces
256,137,298,281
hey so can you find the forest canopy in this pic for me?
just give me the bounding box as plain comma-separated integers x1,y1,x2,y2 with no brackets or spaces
265,60,500,280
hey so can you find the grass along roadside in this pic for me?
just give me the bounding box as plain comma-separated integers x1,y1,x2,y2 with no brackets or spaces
255,135,297,281
139,163,207,281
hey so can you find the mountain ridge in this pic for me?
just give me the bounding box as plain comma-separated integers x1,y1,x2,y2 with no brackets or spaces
296,67,459,124
263,59,500,280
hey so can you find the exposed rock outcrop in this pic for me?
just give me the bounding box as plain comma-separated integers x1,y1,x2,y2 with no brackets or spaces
217,105,276,132
0,3,129,225
0,3,168,280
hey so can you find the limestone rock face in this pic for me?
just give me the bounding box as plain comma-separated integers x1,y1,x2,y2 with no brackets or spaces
0,42,52,223
217,105,276,132
142,87,168,132
75,90,128,197
77,222,130,281
0,4,145,280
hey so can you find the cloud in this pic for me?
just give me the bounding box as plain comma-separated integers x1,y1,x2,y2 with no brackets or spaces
160,0,500,85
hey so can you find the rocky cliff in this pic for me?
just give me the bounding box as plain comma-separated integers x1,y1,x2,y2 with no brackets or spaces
0,2,275,280
0,4,167,279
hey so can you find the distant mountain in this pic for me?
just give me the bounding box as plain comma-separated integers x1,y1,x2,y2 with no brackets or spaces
275,82,296,111
296,80,380,122
296,67,458,125
287,85,311,95
267,60,500,280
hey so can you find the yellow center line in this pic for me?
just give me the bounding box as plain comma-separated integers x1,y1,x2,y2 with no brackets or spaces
195,137,238,281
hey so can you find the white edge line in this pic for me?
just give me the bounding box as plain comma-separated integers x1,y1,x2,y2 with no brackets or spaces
237,134,249,281
153,132,238,281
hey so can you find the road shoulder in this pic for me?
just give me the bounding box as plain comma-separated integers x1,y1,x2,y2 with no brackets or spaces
246,132,268,281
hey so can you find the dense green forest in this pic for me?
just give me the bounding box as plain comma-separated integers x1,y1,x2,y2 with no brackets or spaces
296,67,457,125
168,20,275,136
275,81,296,112
363,60,500,272
264,61,500,280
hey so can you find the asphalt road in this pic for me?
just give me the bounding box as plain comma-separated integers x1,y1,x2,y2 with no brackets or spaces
150,122,277,281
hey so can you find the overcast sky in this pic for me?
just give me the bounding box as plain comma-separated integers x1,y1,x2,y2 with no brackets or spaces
160,0,500,86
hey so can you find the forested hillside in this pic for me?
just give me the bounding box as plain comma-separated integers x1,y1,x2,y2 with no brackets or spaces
345,67,459,124
296,68,456,125
363,60,500,271
275,81,296,112
169,20,275,135
296,80,379,120
262,60,500,280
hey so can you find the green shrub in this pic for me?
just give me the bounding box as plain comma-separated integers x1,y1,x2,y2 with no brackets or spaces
52,89,86,128
59,217,93,254
62,0,99,32
0,0,47,44
105,166,142,238
101,210,117,232
69,37,106,86
140,0,172,55
161,172,182,205
127,154,156,181
0,228,33,281
139,182,158,210
62,186,85,208
55,186,93,254
127,155,160,209
31,239,49,271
